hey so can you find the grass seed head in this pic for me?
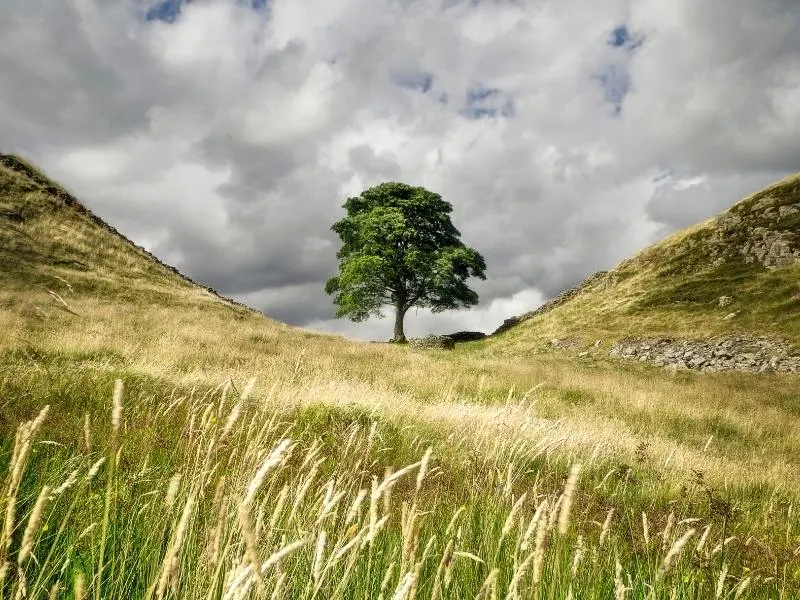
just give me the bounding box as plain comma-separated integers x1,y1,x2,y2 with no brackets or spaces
532,499,550,584
661,511,675,551
657,528,697,580
112,379,124,435
243,438,292,506
501,492,527,539
558,462,581,535
165,474,181,508
85,457,106,481
734,576,751,598
695,524,712,555
600,508,615,548
716,563,729,598
74,571,86,600
18,485,50,564
614,558,626,600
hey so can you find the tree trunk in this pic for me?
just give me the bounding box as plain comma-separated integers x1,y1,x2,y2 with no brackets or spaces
393,304,407,343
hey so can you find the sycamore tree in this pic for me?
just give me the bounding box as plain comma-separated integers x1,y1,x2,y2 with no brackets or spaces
325,182,487,342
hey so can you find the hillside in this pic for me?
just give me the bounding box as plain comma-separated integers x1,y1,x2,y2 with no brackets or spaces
1,155,799,598
0,153,256,315
489,173,800,370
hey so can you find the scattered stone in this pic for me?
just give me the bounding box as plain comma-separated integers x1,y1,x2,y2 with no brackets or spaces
718,296,733,308
609,335,800,374
408,335,456,350
578,351,589,357
594,340,602,347
723,311,739,321
547,338,581,350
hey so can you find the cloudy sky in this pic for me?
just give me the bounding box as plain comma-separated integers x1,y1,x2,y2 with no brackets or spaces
2,0,799,340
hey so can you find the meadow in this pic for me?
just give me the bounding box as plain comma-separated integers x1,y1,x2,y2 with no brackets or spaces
1,155,799,598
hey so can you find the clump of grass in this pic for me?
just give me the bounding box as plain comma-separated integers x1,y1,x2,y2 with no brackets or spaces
0,379,793,599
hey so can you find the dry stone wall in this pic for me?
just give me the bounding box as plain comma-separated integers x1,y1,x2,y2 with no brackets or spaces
609,336,800,373
492,270,609,335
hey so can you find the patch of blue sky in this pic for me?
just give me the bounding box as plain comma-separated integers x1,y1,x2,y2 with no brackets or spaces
145,0,183,23
593,66,630,116
393,73,434,94
608,24,645,51
462,84,515,119
145,0,269,23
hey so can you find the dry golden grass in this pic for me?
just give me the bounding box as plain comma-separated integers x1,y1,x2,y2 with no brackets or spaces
2,154,800,597
2,283,798,497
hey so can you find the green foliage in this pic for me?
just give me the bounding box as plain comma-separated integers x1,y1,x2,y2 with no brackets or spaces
325,183,486,337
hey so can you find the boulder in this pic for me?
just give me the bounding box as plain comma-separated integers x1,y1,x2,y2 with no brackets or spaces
609,335,800,374
408,335,456,350
444,331,487,343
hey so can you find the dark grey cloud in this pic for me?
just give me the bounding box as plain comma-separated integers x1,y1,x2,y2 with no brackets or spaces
1,0,799,339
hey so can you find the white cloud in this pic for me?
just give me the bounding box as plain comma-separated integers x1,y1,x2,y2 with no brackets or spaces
2,0,799,339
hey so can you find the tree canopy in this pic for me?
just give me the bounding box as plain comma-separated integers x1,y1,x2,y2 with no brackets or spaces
325,182,486,342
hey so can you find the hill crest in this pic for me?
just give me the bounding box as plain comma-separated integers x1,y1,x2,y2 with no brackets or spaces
0,153,255,314
489,173,800,366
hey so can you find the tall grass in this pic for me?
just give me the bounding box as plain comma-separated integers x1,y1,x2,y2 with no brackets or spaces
0,379,794,599
2,159,800,598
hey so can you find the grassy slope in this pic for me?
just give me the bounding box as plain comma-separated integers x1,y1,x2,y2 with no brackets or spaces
488,174,800,354
1,155,799,598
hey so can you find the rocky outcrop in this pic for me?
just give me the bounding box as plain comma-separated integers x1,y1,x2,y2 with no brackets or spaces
444,331,487,343
709,190,800,268
610,336,800,373
408,335,456,350
492,271,609,335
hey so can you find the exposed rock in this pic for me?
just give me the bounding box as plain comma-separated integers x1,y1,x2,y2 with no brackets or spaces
708,190,800,269
444,331,487,343
548,337,581,350
610,336,800,374
408,335,456,350
492,271,609,335
723,311,739,320
718,296,733,308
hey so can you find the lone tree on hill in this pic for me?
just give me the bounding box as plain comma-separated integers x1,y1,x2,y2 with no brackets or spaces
325,182,487,342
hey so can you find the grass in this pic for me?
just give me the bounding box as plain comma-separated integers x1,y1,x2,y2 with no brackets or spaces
0,155,799,597
1,380,794,599
489,173,800,350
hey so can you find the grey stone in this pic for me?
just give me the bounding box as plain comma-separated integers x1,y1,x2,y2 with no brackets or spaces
408,335,456,350
491,270,610,335
444,331,487,343
609,335,800,374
